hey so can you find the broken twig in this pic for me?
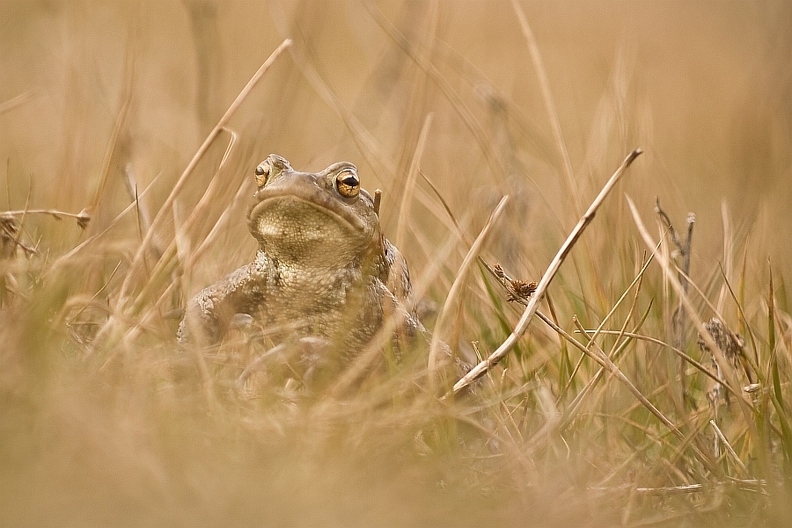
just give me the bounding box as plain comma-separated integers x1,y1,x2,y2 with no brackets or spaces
451,149,642,395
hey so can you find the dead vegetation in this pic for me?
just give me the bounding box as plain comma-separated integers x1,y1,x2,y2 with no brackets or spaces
1,1,791,526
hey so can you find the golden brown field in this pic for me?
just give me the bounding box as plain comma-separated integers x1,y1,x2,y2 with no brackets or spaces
2,1,791,526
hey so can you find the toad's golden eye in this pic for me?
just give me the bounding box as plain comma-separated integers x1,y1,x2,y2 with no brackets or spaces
255,162,270,187
336,169,360,198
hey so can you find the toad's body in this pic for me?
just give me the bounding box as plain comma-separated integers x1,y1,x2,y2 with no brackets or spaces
178,155,419,355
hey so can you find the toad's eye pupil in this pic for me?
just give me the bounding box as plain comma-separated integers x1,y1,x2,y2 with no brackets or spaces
255,165,266,176
341,174,358,187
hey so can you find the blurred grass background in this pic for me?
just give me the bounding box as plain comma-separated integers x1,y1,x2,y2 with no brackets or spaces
1,1,791,526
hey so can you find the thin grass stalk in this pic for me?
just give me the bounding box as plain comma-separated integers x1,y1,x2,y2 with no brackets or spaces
184,162,251,269
510,304,701,457
562,299,653,424
510,0,578,211
560,249,654,401
363,0,503,176
128,131,238,315
710,420,750,477
718,263,760,381
768,263,781,407
767,263,792,475
0,89,37,115
716,201,734,314
579,330,734,392
279,28,396,183
48,170,165,269
429,196,509,376
395,113,433,251
545,292,572,389
86,42,134,231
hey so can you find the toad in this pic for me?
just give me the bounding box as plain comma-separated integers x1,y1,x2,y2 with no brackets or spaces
178,154,421,362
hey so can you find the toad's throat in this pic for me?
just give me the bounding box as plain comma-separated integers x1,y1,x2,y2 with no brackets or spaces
248,196,374,264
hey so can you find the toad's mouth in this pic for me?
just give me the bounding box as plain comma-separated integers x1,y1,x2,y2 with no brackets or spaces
249,189,367,235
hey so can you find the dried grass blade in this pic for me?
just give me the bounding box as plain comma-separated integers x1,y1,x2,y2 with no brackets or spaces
87,44,135,230
128,130,238,315
767,263,792,471
511,0,577,209
560,249,655,401
118,39,292,303
429,195,509,375
363,0,502,176
768,264,781,405
710,420,750,477
582,330,734,392
48,170,164,271
395,113,433,251
0,89,38,115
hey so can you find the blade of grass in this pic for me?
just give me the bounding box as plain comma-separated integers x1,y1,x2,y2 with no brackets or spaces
768,262,780,405
562,297,654,423
545,291,572,389
395,113,432,251
86,40,135,235
510,0,578,211
767,262,792,473
126,129,238,315
559,249,655,401
0,89,38,115
578,330,734,393
717,262,760,381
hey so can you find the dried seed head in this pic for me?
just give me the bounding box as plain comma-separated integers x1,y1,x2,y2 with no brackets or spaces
697,317,746,368
508,280,537,302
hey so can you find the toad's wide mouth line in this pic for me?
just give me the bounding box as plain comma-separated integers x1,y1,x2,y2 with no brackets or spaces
250,189,368,234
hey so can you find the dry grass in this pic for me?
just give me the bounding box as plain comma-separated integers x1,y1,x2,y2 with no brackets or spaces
2,1,791,526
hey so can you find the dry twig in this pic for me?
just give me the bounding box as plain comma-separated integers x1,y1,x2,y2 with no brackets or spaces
1,209,90,229
451,148,642,395
655,197,695,406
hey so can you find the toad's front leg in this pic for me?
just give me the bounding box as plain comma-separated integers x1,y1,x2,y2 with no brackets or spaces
178,260,268,345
